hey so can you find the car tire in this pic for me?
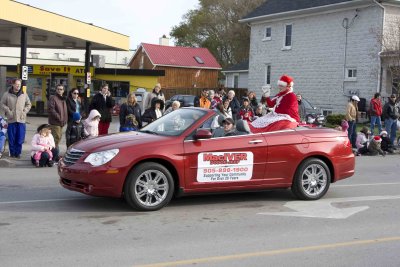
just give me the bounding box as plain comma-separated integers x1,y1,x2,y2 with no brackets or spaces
124,162,174,211
291,158,330,200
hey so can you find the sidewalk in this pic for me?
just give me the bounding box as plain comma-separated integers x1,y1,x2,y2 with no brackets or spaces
0,115,120,168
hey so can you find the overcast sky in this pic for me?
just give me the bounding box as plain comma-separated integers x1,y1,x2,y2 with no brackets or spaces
17,0,199,50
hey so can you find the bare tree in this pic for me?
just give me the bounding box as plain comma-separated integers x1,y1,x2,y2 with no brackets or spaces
373,17,400,96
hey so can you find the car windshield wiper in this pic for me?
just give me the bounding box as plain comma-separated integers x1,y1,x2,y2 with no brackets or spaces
140,130,159,135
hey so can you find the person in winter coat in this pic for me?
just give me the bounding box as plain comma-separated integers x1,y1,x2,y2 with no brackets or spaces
83,109,101,137
145,83,165,110
119,93,142,131
382,94,399,146
199,89,211,109
48,84,68,150
89,83,113,135
66,88,82,123
248,91,259,112
370,93,383,135
31,124,58,167
238,97,254,122
297,93,307,122
265,75,300,122
355,126,370,155
0,78,31,158
163,100,180,115
254,104,265,118
120,114,139,132
142,99,164,124
380,130,394,154
66,112,86,147
224,90,241,121
368,136,385,156
346,95,360,148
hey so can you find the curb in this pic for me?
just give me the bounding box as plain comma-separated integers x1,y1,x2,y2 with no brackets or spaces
0,158,33,168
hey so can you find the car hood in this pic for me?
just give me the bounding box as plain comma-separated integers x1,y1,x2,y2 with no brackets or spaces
71,132,169,152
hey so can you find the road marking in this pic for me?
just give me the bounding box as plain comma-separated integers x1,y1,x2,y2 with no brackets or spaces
134,236,400,267
333,182,400,187
0,198,88,204
258,195,400,219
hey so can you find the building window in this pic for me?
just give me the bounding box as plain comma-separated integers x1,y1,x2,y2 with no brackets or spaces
194,56,204,64
233,74,239,88
263,27,271,41
283,24,292,49
345,68,357,81
322,110,333,116
264,64,271,85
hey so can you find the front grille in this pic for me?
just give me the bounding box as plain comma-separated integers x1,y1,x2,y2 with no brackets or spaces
63,148,85,166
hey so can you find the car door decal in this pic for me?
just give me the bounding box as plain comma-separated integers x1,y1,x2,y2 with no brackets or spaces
196,152,254,182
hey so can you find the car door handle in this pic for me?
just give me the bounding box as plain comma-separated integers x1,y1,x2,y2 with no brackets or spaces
248,139,263,144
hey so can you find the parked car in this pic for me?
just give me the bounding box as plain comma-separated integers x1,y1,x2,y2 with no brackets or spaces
58,108,355,211
112,104,120,116
302,97,323,116
164,94,199,110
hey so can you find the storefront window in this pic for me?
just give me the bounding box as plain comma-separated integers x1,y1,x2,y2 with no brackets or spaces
92,80,129,97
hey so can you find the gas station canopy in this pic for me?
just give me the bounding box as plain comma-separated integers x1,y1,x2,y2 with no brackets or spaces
0,0,130,50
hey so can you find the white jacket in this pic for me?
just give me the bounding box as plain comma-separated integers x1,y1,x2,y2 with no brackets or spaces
83,109,101,137
31,133,55,157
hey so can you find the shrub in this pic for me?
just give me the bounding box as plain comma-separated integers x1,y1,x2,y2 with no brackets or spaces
326,114,346,126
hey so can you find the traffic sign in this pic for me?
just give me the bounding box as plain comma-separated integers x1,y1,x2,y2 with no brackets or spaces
86,72,91,84
21,66,28,80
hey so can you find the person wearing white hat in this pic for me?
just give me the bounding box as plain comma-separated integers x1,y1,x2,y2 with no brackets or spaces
346,95,360,148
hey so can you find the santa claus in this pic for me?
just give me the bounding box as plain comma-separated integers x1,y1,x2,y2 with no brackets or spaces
248,75,299,133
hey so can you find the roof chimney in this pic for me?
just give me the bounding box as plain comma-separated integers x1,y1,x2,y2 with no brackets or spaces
159,34,170,46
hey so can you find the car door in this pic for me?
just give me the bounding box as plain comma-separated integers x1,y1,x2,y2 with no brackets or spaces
183,132,268,191
261,129,304,185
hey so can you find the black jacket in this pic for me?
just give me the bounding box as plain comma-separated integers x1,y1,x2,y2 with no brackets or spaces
119,103,142,128
89,93,113,123
66,122,86,147
142,100,164,123
66,97,82,123
383,101,399,120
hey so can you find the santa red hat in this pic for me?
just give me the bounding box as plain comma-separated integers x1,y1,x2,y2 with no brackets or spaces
277,75,294,87
373,136,382,142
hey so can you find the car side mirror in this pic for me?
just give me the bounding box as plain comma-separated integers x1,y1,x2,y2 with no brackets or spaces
195,129,212,139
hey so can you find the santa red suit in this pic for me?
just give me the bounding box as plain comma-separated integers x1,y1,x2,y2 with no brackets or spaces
266,75,300,122
248,75,299,133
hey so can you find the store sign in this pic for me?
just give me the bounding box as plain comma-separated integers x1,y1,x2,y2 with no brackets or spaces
30,65,93,76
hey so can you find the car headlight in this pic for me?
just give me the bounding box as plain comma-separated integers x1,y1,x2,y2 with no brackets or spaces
84,149,119,167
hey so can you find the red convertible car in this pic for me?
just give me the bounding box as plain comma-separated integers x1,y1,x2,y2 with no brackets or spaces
58,108,355,211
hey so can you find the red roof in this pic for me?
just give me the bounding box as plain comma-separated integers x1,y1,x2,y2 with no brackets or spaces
140,43,222,69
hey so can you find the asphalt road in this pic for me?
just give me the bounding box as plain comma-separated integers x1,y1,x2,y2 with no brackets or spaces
1,156,400,267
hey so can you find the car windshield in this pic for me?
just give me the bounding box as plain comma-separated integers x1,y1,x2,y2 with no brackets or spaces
139,108,207,136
